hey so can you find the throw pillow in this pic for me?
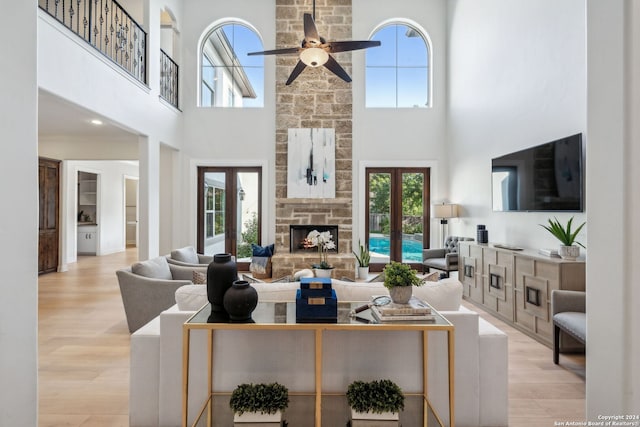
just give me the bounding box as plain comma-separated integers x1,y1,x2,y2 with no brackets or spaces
192,270,207,284
251,243,275,257
171,246,199,264
424,272,440,282
131,256,172,280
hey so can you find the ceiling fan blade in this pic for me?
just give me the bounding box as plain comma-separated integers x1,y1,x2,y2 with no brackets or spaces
323,55,351,83
248,47,300,56
303,13,321,44
327,40,382,53
285,60,308,85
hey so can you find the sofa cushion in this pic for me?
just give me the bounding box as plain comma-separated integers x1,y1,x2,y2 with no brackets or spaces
171,246,199,264
252,243,275,257
553,312,586,343
192,270,207,285
175,278,463,312
132,256,172,280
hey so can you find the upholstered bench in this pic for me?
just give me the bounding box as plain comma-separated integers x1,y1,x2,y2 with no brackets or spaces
551,290,586,364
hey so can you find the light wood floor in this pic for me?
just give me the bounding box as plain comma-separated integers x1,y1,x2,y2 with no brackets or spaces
38,249,585,426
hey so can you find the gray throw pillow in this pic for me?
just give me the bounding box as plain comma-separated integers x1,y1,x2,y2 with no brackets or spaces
171,246,199,264
132,256,172,280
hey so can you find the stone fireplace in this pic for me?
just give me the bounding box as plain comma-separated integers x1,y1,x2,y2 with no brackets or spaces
289,225,339,254
271,0,356,280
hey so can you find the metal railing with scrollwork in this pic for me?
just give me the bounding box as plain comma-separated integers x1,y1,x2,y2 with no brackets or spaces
160,49,179,109
39,0,147,84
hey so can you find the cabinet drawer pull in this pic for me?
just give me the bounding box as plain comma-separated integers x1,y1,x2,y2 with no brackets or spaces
525,286,541,307
464,265,474,277
490,273,501,289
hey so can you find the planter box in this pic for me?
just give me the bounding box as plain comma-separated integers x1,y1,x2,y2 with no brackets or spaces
351,408,399,420
233,409,282,423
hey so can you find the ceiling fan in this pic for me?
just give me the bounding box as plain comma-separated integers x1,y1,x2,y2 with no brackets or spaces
248,2,381,85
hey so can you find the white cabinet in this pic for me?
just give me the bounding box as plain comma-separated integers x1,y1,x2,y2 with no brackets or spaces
78,225,97,255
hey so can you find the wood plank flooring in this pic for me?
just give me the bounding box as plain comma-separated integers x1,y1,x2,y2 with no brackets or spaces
38,249,585,426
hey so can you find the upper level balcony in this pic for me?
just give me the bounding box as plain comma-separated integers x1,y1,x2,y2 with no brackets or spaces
38,0,179,109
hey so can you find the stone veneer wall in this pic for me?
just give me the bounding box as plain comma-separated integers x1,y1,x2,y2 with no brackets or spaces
272,0,355,279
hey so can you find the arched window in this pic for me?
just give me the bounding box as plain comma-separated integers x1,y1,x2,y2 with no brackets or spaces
366,21,431,108
200,21,264,108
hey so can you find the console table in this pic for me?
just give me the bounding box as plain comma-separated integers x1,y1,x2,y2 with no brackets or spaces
459,242,585,348
182,301,455,427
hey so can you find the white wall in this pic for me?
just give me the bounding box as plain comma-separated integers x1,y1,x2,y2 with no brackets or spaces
0,1,38,425
447,0,587,250
175,0,276,248
61,161,139,267
353,0,448,248
39,136,139,160
586,0,640,417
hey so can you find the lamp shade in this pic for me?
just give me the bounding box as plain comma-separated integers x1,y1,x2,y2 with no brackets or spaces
433,203,459,219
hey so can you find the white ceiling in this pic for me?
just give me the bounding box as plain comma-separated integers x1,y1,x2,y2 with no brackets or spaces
38,90,138,139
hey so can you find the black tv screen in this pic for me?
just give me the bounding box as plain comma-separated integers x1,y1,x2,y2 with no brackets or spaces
492,133,584,212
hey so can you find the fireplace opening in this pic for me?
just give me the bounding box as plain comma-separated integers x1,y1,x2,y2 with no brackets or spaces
290,225,339,254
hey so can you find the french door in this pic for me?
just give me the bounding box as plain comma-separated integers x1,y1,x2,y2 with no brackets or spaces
197,167,262,270
365,167,430,271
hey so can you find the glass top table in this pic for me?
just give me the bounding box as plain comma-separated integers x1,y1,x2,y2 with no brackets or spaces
186,300,454,327
182,301,455,427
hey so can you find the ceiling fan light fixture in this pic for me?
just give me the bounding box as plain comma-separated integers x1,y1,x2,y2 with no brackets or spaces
300,48,329,67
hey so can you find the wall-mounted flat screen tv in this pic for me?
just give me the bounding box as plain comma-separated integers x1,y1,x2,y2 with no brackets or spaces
492,133,584,212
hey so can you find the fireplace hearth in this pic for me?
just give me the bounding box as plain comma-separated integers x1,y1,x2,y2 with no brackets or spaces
290,225,339,254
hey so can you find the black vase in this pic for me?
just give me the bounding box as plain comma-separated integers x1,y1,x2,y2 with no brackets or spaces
207,253,237,319
223,280,259,323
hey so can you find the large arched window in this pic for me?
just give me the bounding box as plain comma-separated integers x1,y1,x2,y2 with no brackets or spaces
366,21,431,108
200,21,264,108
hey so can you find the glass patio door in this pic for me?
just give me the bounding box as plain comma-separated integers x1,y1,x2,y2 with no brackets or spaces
197,167,261,269
365,168,430,271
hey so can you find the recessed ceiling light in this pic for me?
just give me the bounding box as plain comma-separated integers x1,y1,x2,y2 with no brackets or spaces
91,119,103,125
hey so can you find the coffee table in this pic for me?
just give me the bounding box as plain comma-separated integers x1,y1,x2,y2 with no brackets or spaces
182,301,455,427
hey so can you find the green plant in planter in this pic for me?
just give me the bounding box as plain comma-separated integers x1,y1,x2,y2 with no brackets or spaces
540,216,586,247
382,261,424,289
229,382,289,415
353,241,371,267
346,379,405,414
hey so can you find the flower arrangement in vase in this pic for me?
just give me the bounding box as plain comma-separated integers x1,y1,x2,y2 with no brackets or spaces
304,230,336,277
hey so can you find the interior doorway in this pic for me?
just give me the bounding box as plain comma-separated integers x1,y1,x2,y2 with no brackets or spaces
124,177,138,248
365,167,430,271
39,157,60,274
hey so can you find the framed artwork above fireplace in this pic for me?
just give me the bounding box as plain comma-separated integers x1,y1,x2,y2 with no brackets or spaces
287,128,335,199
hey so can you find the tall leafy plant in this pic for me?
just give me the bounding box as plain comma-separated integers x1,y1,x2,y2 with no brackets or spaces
540,217,586,247
353,241,371,267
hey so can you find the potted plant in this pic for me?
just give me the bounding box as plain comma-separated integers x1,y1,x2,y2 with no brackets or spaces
346,379,405,421
540,216,586,260
229,382,289,423
353,240,371,280
383,261,424,304
305,230,336,278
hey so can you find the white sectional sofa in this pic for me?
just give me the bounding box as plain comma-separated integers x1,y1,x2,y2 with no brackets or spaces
130,278,508,427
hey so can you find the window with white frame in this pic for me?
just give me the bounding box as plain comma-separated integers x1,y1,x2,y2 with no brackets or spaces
366,22,431,108
199,22,264,108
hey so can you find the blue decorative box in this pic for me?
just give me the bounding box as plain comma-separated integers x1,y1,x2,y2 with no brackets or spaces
300,277,332,289
295,289,337,323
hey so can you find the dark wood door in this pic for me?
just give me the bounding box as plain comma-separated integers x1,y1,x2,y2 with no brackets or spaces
39,158,60,275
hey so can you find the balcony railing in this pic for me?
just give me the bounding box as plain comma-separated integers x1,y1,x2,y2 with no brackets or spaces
39,0,147,84
160,49,179,109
